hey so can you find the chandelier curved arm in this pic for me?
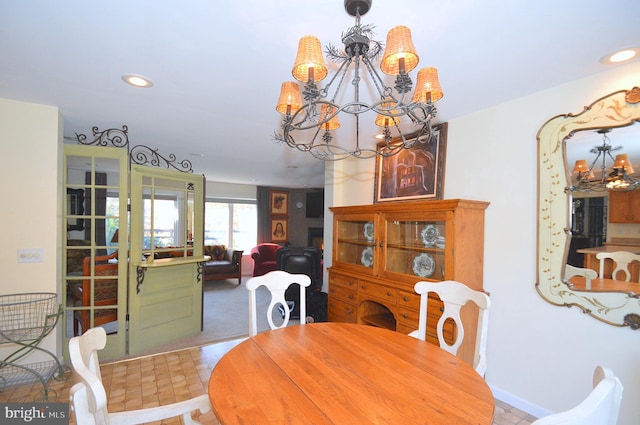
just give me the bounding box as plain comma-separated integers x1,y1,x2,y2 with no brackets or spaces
289,97,433,130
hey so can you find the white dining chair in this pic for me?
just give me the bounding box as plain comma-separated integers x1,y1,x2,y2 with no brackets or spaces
246,269,311,336
532,366,623,425
409,280,490,376
596,251,640,282
68,327,211,425
565,264,598,289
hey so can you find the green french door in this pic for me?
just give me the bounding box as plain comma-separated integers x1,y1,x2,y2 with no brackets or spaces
63,145,129,359
128,165,205,355
63,148,206,359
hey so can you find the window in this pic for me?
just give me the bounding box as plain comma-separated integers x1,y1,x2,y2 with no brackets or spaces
205,200,256,251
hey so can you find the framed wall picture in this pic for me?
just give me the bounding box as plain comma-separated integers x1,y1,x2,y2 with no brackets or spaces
270,191,289,215
374,122,448,203
271,218,288,242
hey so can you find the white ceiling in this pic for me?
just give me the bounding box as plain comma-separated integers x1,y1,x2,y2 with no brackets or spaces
1,0,638,188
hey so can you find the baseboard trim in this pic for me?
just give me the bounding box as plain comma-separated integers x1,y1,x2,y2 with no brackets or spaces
490,385,551,419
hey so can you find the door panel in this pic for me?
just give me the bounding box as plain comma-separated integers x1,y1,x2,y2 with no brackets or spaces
128,166,205,355
129,264,201,353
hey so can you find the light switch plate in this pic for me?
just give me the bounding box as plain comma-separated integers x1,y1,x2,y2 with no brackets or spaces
18,248,44,263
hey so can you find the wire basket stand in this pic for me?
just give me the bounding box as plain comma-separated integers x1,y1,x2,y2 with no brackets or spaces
0,293,71,401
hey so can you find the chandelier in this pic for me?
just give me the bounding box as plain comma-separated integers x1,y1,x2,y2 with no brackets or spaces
274,0,443,161
570,128,639,192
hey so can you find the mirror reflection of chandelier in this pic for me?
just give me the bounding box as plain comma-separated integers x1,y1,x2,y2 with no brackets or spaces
274,0,443,161
571,128,639,192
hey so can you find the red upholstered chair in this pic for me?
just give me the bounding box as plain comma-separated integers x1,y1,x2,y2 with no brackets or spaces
250,243,281,276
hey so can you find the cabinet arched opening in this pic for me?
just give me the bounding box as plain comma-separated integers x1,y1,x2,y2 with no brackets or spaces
359,300,396,330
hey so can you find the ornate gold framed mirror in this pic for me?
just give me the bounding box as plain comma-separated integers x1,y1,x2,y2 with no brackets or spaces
536,87,640,329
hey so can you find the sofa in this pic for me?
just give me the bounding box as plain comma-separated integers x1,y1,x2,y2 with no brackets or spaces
202,245,243,285
250,243,281,276
151,244,243,284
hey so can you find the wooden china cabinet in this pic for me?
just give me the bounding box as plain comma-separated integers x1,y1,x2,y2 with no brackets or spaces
328,199,489,366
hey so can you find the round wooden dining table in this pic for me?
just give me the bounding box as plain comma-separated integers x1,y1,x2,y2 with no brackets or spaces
208,322,494,424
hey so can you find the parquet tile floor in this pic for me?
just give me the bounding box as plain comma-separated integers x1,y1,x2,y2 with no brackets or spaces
0,338,536,424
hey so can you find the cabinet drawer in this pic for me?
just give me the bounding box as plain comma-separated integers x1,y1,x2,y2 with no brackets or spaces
328,283,357,303
397,317,454,346
396,321,416,334
330,273,358,290
328,298,357,323
359,281,397,303
398,290,420,309
396,321,440,346
428,294,445,314
396,306,440,329
397,306,420,325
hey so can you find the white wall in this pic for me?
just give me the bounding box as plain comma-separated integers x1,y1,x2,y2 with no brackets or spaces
205,181,256,200
0,98,62,359
327,61,640,425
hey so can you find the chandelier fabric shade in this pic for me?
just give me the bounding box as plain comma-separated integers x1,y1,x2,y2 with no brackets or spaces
274,0,444,161
413,67,444,103
572,159,595,180
291,35,328,83
375,101,401,127
613,153,634,174
572,159,589,174
276,81,303,115
319,104,341,130
380,26,419,76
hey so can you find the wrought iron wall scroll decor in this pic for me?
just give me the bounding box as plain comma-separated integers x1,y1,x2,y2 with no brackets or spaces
74,125,193,173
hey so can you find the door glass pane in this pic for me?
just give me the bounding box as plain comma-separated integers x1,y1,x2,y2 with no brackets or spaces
141,178,194,257
187,192,195,245
150,198,178,247
106,197,120,255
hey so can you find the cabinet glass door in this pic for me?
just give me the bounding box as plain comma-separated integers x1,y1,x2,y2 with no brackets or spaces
382,213,447,282
333,214,377,275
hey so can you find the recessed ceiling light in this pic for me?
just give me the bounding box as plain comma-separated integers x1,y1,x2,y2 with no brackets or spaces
374,134,385,140
121,74,154,88
600,48,640,65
